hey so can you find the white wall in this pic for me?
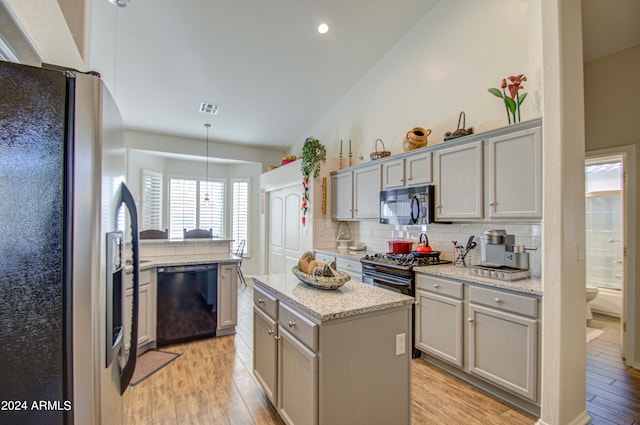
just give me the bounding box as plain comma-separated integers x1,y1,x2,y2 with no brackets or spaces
290,0,540,162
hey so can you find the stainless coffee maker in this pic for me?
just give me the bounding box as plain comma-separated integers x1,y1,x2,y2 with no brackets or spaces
480,230,530,270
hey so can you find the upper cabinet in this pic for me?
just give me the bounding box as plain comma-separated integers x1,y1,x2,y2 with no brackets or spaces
433,120,542,221
382,151,432,190
331,163,381,220
486,127,542,219
331,119,542,223
434,141,484,220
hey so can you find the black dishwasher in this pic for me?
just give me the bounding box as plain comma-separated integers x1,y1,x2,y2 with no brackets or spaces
156,264,217,346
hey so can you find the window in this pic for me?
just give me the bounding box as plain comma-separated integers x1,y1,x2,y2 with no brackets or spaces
231,179,249,255
199,180,225,238
141,170,163,230
168,178,224,239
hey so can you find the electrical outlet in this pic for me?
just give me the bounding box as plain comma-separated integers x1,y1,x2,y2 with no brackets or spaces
395,333,405,355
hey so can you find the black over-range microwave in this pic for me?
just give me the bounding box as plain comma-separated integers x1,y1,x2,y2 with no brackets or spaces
380,185,435,225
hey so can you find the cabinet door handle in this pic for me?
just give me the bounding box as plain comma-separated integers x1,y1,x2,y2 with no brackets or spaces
257,298,265,304
267,329,274,335
345,264,351,268
468,318,474,323
274,335,281,340
433,284,440,288
489,201,497,206
494,297,503,303
222,274,226,278
288,321,296,328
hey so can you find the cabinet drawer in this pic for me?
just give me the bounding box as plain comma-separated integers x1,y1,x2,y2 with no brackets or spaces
336,257,361,276
416,274,463,299
254,286,278,320
469,285,538,318
278,302,319,352
315,253,336,265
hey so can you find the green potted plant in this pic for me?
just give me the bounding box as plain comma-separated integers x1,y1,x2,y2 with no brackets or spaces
300,137,326,225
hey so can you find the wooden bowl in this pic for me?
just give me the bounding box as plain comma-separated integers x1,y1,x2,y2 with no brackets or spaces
291,266,350,290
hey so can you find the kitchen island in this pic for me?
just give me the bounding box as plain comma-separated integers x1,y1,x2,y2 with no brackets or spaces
253,273,413,425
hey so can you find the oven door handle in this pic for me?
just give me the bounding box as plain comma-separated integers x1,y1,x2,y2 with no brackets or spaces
363,271,412,286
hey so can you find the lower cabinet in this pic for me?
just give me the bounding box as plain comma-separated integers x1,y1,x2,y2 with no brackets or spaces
253,286,318,425
278,326,319,425
124,268,157,354
415,273,540,404
467,286,538,402
414,289,464,367
217,262,238,334
253,306,278,405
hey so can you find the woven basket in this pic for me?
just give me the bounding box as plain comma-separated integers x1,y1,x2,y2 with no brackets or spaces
370,139,391,161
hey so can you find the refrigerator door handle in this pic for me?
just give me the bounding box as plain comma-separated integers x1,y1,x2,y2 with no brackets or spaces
118,182,139,394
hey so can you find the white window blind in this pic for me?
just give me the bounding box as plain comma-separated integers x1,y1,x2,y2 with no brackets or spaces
199,180,225,238
169,178,197,239
231,179,249,255
142,170,163,230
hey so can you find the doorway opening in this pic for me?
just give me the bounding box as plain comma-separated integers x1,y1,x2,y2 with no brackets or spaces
585,146,636,367
585,155,624,315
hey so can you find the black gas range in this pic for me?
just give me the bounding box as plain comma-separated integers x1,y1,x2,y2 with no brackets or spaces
360,252,451,357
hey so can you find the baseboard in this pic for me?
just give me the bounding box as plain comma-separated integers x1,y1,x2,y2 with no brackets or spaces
535,410,591,425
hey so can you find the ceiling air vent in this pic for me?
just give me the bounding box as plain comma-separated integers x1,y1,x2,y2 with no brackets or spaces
199,102,220,115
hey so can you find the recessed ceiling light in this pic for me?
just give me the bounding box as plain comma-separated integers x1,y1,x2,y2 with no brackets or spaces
109,0,129,7
318,23,329,34
199,102,220,115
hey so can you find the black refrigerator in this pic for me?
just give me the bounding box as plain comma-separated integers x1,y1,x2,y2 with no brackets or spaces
0,61,140,425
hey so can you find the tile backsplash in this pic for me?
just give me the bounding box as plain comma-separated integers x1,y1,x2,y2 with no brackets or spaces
316,218,542,277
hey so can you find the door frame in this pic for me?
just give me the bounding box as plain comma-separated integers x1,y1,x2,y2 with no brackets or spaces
586,145,636,367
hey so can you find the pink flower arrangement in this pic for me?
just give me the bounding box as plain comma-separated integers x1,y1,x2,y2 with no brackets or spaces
488,74,528,124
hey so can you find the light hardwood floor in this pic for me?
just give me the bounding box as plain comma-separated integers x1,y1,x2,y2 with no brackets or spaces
123,279,538,424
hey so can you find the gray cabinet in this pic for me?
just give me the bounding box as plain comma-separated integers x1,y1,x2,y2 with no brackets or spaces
414,274,464,367
124,268,157,354
382,151,432,190
277,326,319,425
217,262,238,334
415,272,540,404
433,140,484,220
331,163,381,220
254,287,319,425
335,256,362,281
253,306,278,405
467,285,538,402
486,126,542,219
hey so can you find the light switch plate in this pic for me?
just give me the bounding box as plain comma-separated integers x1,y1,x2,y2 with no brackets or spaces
395,333,405,355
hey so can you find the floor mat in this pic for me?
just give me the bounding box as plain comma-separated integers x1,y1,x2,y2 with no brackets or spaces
130,350,180,386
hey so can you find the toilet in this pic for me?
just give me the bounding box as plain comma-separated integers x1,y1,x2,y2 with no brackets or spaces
586,287,599,320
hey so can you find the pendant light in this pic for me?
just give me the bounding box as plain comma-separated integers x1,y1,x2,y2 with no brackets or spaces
203,123,211,204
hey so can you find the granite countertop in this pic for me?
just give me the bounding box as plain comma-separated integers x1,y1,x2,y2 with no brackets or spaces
253,273,414,323
414,263,542,296
314,248,373,261
130,254,240,272
139,238,233,245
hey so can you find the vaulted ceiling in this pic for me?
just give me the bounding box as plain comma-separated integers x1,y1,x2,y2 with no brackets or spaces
85,0,640,151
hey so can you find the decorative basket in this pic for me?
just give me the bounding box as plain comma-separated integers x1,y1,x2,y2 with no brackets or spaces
370,139,391,161
292,266,350,290
444,111,474,141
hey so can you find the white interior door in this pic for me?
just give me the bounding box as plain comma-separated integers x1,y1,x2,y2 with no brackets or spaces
269,185,302,274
